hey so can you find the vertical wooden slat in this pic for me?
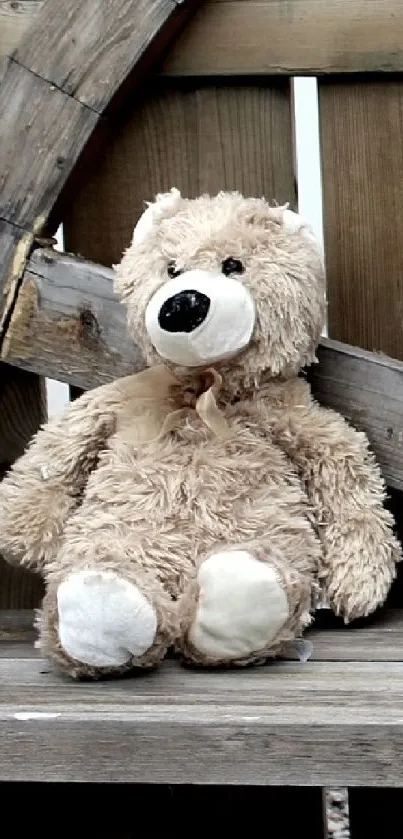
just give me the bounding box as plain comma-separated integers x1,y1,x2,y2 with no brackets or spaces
319,79,403,360
319,78,403,608
0,0,46,610
0,363,46,608
64,80,296,265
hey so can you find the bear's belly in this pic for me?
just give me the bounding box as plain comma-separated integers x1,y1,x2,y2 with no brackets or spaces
84,417,312,563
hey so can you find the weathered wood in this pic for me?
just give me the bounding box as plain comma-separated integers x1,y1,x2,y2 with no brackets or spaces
2,648,403,785
5,1,403,78
13,0,201,112
0,363,46,465
319,80,403,362
1,248,144,389
64,80,295,266
0,1,44,57
0,364,46,610
3,249,403,493
309,339,403,492
0,0,202,324
0,59,99,330
161,0,403,76
309,610,403,662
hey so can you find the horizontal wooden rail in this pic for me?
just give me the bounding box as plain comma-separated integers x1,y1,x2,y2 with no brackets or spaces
2,246,403,493
3,1,403,76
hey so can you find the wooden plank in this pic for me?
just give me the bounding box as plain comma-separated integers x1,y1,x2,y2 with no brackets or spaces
1,248,144,389
309,610,403,662
0,362,46,465
309,338,403,493
0,562,43,610
64,80,295,266
5,1,403,79
13,0,202,112
3,654,403,784
161,0,403,76
0,60,96,230
0,2,44,57
0,58,98,329
319,80,403,363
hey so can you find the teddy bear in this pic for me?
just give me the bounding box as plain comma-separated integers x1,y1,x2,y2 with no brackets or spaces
0,188,400,680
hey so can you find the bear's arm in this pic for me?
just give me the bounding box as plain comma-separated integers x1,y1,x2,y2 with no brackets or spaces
272,383,401,620
0,383,117,573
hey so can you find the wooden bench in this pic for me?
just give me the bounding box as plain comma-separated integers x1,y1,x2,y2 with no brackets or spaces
2,1,403,835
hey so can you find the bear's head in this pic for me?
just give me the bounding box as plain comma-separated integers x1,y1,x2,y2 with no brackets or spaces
114,189,325,395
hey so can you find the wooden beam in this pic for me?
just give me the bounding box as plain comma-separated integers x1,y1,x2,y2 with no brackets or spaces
0,0,202,327
3,643,403,785
5,1,403,78
1,248,144,390
0,2,44,57
161,0,403,76
3,247,403,493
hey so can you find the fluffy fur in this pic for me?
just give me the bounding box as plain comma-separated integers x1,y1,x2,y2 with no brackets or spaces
0,190,400,680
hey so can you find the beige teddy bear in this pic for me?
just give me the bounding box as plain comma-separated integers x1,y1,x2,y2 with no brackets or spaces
0,189,400,680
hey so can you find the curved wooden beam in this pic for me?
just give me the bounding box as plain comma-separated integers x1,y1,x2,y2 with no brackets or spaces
0,0,202,336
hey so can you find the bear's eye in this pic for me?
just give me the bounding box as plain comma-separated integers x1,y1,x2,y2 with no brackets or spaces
167,261,183,279
222,257,244,276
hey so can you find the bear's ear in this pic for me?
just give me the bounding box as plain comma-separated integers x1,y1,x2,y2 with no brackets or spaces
132,187,183,245
281,207,318,245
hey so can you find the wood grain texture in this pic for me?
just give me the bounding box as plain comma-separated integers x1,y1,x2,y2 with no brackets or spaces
161,0,403,76
64,80,295,266
3,648,403,785
0,362,46,464
319,80,403,361
0,1,44,57
0,363,45,608
1,248,144,389
0,59,98,232
13,0,201,111
309,338,403,492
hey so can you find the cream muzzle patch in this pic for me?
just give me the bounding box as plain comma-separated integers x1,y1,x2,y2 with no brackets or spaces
145,269,256,367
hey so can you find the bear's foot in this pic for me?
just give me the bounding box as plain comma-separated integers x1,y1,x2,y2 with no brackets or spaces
180,550,291,665
57,569,157,667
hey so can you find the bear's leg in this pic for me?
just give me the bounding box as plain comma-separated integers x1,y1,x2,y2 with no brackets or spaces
177,540,320,667
38,563,178,680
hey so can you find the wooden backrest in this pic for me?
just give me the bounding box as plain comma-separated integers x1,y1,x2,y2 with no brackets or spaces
2,0,403,610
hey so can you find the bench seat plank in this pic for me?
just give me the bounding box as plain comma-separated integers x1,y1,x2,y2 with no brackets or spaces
2,612,403,786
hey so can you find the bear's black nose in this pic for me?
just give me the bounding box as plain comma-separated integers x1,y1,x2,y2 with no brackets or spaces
158,290,210,333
